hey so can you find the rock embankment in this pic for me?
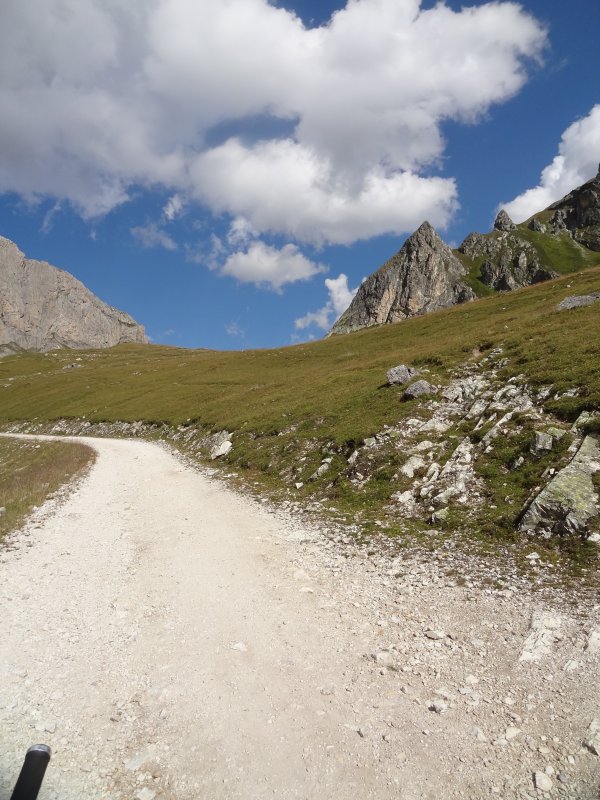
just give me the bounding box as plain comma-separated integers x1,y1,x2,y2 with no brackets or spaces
0,236,147,353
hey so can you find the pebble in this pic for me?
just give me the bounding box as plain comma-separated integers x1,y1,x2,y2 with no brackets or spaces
424,629,445,641
534,772,553,792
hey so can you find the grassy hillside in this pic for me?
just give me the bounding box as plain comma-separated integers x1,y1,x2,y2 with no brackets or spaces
1,266,599,579
0,437,95,544
1,267,599,433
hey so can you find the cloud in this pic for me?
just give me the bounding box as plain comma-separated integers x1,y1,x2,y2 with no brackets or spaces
0,0,547,242
295,273,358,330
227,217,259,247
222,241,327,291
502,105,600,221
225,321,245,338
163,193,184,221
131,223,178,250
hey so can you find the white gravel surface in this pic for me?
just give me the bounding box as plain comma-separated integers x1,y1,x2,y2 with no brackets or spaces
0,435,599,800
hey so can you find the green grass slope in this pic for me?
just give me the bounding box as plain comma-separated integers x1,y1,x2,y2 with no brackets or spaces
1,267,599,436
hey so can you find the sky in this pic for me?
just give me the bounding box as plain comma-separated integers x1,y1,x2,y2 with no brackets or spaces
1,0,599,351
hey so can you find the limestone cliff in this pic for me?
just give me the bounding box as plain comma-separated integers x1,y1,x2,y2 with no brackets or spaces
329,222,474,336
546,167,600,251
0,236,147,353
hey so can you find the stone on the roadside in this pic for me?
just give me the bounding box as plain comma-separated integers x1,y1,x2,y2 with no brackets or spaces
584,719,600,755
387,364,419,386
428,700,448,714
505,726,521,741
372,650,394,668
404,380,434,400
519,435,600,536
425,629,446,641
534,772,553,792
211,438,232,459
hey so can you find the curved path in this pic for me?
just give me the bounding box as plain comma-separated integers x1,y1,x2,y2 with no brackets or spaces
0,436,599,800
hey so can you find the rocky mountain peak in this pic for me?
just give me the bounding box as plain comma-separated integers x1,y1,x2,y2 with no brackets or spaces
329,222,474,336
547,170,600,251
493,209,516,232
0,235,147,353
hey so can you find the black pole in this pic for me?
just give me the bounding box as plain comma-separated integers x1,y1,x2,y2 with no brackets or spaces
10,745,51,800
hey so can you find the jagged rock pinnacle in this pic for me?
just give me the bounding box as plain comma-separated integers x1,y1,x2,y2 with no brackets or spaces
329,222,474,336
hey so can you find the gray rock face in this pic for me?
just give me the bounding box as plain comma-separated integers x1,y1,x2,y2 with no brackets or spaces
404,380,434,400
519,435,600,537
386,364,419,386
548,171,600,251
459,228,558,291
0,236,147,352
556,292,600,311
493,209,516,232
329,222,474,335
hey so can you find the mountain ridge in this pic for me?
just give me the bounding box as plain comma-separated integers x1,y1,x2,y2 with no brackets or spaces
330,167,600,335
0,235,147,353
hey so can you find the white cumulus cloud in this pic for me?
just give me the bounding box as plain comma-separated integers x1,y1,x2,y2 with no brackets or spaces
502,105,600,222
131,223,178,251
295,273,358,330
0,0,547,243
222,241,327,292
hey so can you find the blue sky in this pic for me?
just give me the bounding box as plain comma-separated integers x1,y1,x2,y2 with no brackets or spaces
1,0,599,350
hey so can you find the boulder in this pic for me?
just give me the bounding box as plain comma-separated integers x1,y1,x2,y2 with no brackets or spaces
387,364,419,385
404,380,434,400
519,435,600,536
556,292,600,311
0,235,147,351
329,222,474,335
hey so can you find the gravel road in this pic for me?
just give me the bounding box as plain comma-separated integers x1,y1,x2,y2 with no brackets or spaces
0,436,599,800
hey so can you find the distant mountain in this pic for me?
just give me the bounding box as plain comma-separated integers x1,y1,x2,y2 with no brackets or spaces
330,222,474,336
0,236,147,353
330,167,600,335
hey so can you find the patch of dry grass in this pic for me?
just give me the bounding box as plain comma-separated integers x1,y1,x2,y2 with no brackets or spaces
0,437,95,543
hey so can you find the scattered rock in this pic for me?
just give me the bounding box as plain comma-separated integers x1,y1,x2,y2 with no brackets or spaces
533,772,553,792
519,611,562,663
400,455,427,479
404,380,434,400
557,292,600,311
387,364,420,386
424,629,446,641
583,719,600,755
531,431,554,455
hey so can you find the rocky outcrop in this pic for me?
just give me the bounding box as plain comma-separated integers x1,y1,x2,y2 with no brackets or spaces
547,167,600,251
519,435,600,537
458,227,558,292
0,236,147,352
557,292,600,311
329,222,474,335
493,209,516,232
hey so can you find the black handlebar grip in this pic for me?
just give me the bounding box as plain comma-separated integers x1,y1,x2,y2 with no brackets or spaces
10,745,51,800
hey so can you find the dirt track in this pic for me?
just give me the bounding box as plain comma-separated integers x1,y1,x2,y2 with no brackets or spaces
0,436,599,799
